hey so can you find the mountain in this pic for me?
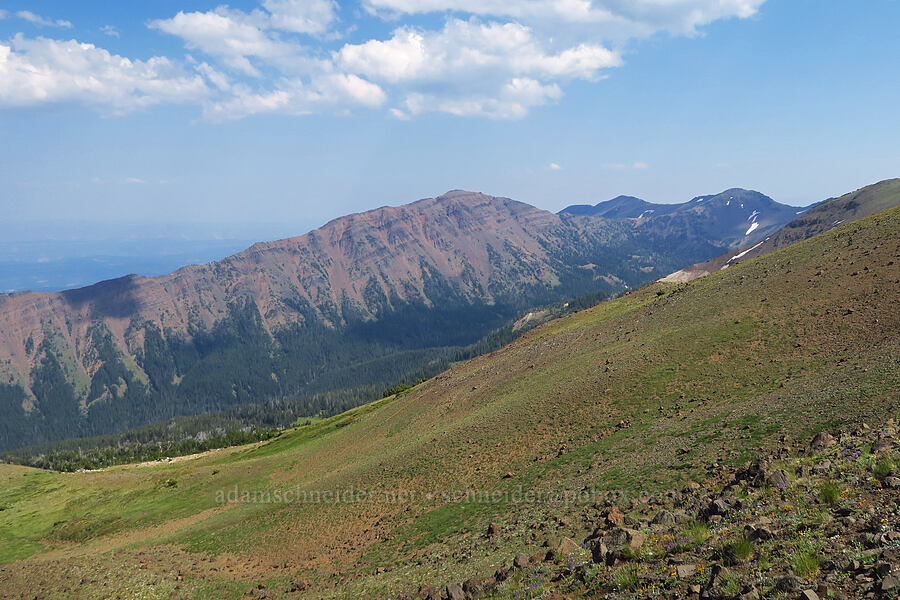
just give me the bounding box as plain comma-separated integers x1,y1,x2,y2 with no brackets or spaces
0,188,805,451
662,178,900,282
1,203,897,599
562,188,807,248
559,195,678,219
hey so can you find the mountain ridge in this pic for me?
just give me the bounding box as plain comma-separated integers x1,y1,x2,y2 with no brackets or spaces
0,186,828,450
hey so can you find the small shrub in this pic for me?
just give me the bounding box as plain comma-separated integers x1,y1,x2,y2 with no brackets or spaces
682,520,710,546
818,480,841,505
724,536,754,565
872,457,896,479
756,549,773,572
613,563,641,591
720,572,745,596
791,549,820,577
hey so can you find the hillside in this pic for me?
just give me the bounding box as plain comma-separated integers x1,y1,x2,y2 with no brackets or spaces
662,179,900,282
1,205,897,599
0,188,798,451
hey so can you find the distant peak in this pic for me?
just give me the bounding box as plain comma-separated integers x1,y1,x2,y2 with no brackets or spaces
436,189,483,200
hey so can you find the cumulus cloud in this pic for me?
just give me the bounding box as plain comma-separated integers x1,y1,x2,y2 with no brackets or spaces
16,10,72,29
203,73,386,121
338,19,614,117
0,0,767,120
362,0,764,36
149,8,302,77
0,35,209,112
338,19,619,83
262,0,338,34
549,162,561,170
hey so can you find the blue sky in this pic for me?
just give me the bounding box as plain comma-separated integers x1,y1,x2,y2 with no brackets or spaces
1,0,898,238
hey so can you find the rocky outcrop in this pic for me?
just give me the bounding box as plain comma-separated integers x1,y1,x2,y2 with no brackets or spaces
415,422,900,600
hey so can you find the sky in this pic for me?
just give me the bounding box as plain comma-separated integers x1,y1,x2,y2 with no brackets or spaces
1,0,899,239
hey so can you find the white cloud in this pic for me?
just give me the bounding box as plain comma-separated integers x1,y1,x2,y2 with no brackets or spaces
338,20,619,83
204,73,386,121
262,0,338,34
0,0,767,120
0,35,209,113
392,78,560,119
0,10,8,20
633,161,648,169
124,177,147,184
550,162,561,170
149,8,301,77
338,19,613,117
362,0,764,36
16,10,72,29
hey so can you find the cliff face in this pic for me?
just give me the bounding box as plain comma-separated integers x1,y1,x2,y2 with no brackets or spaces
0,188,798,450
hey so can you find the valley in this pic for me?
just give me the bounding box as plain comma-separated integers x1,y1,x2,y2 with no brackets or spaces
0,201,896,599
0,187,817,452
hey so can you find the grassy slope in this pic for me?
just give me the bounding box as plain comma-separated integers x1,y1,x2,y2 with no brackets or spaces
0,208,898,599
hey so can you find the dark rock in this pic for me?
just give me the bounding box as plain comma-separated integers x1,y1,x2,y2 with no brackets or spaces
800,590,820,600
776,576,803,592
812,460,832,474
810,432,836,451
883,476,900,489
417,585,439,600
486,522,499,537
462,576,495,598
706,499,731,518
702,563,729,595
590,541,609,565
445,583,465,600
652,510,676,526
603,528,646,553
881,575,900,592
767,469,791,489
513,553,529,569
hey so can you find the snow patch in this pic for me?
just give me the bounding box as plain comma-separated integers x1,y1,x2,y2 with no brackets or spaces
745,221,759,235
637,209,655,219
747,210,760,222
720,240,766,270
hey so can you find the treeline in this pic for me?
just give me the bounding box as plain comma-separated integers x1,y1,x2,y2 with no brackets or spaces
1,287,618,470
